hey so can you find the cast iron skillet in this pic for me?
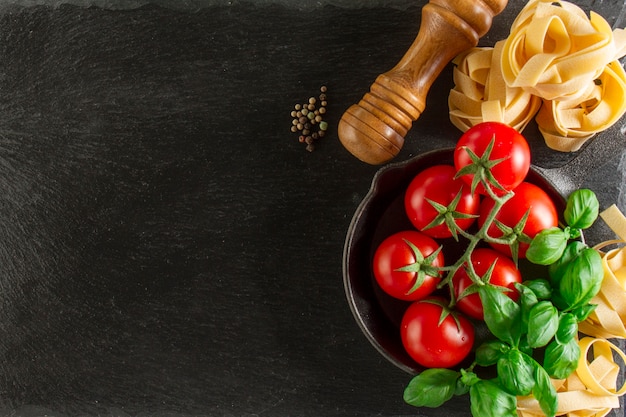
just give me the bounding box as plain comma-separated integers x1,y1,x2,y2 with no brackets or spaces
343,123,626,374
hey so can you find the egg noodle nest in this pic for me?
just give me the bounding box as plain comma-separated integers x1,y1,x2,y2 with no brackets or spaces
448,0,626,152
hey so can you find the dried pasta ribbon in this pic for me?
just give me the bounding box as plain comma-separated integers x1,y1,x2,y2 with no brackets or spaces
501,0,624,102
599,204,626,243
579,205,626,339
535,60,626,152
517,337,625,417
448,41,541,132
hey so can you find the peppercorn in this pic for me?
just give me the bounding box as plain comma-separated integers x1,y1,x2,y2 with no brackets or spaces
289,85,329,153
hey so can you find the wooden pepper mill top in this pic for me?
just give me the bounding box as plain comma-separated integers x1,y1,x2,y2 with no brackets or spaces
338,0,509,165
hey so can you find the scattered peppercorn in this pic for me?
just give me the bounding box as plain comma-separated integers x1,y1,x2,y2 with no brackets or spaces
289,85,329,152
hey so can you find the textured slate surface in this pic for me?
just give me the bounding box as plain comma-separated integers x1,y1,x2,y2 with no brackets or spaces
0,1,623,416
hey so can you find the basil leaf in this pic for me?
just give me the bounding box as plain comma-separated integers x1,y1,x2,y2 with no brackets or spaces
522,279,552,300
455,377,470,396
527,301,559,348
549,241,586,286
564,189,599,230
559,248,603,309
475,340,510,367
517,283,538,330
497,349,535,396
460,369,481,387
469,380,517,417
555,313,578,344
403,368,460,408
572,303,597,322
534,363,558,417
518,335,533,356
479,285,522,345
526,227,568,265
544,338,580,379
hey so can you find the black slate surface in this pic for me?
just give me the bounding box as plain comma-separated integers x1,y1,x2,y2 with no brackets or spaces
0,1,624,416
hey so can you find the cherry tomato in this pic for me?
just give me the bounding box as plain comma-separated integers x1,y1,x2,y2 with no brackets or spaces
404,165,480,239
454,122,530,196
452,248,522,320
372,230,444,301
479,182,558,259
401,297,475,368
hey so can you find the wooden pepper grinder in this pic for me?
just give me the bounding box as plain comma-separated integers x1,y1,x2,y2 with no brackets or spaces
338,0,509,164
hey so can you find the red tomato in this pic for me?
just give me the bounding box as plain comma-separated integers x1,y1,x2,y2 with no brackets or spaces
401,297,475,368
404,165,480,238
372,230,444,301
454,122,530,196
452,248,522,320
479,182,558,259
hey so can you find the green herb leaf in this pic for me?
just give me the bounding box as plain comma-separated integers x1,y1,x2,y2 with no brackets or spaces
559,248,603,310
469,380,517,417
533,363,558,417
564,189,599,230
571,304,598,322
475,340,510,367
497,349,535,396
555,313,578,344
526,227,568,265
544,338,580,379
549,241,586,286
527,301,559,348
460,369,481,387
403,368,460,408
522,279,552,300
516,283,538,330
479,285,522,345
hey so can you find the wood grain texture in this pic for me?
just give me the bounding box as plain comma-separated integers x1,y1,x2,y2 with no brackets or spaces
0,2,622,416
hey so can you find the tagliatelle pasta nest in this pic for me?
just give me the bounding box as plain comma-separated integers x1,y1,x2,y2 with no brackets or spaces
448,41,542,132
517,205,626,417
449,0,626,152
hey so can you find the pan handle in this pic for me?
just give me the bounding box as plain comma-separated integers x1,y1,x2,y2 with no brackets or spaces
533,123,626,197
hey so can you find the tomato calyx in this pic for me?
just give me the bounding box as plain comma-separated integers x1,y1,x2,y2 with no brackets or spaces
424,190,479,241
455,259,515,305
394,239,444,295
455,137,509,196
487,209,533,264
419,297,464,331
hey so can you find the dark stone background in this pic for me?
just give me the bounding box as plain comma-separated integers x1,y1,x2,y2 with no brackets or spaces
0,1,623,416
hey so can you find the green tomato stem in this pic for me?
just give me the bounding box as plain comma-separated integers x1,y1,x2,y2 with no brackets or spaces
442,187,514,307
